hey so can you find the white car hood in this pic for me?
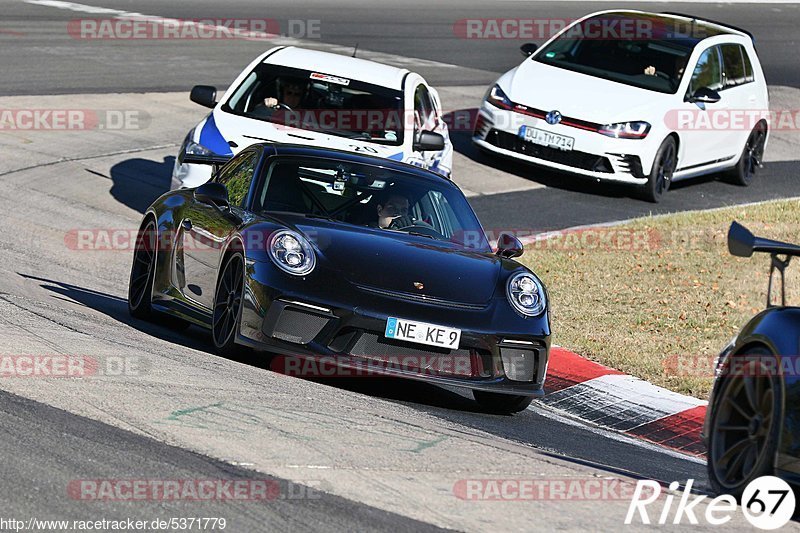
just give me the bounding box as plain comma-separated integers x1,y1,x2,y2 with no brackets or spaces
212,108,404,159
505,60,673,124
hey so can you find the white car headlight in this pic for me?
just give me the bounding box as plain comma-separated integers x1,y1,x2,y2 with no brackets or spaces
486,84,513,110
598,121,651,139
507,272,546,317
269,230,316,276
185,140,214,156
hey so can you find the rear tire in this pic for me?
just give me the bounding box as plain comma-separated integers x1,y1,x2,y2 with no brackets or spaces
128,220,157,320
707,348,781,499
473,390,533,414
640,137,677,203
127,219,191,330
726,123,767,187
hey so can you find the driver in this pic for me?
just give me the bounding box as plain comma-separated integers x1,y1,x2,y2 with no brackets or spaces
375,193,413,229
262,79,306,110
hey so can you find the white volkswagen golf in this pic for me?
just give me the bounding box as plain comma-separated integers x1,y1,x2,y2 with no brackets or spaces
173,46,452,189
473,11,769,202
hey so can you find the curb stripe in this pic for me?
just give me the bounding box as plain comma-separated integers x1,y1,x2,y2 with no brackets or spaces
545,347,623,393
543,348,708,458
626,405,707,456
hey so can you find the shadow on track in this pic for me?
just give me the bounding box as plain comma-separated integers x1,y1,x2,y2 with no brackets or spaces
17,273,218,358
107,155,175,213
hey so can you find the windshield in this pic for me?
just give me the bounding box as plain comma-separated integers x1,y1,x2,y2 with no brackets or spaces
253,157,490,250
534,14,698,94
223,64,405,145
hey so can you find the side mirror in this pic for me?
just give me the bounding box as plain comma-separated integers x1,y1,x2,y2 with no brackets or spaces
194,182,229,209
413,130,445,152
520,43,538,57
190,85,217,108
728,221,755,258
687,87,721,104
496,232,524,259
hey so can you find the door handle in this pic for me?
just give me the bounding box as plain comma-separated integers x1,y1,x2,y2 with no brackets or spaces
182,219,192,231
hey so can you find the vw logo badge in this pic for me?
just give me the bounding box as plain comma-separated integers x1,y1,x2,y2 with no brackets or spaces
545,110,562,125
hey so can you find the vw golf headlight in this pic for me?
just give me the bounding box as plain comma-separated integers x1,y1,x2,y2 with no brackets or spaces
486,84,513,110
598,121,651,139
507,272,546,317
269,230,316,276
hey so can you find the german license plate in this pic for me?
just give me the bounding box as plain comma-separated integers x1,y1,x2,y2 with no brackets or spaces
384,317,461,350
519,125,574,151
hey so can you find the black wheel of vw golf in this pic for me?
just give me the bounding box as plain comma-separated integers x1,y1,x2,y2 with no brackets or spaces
128,219,157,319
473,390,533,414
707,349,781,499
212,253,245,356
727,123,767,187
641,137,677,203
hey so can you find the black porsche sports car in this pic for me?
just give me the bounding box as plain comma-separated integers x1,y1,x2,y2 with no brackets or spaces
128,143,550,413
705,222,800,496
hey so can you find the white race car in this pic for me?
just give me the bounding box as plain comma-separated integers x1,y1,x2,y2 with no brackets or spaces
172,46,452,189
473,10,769,202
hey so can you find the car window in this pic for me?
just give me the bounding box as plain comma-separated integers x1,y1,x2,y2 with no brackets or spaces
690,46,723,93
742,47,755,83
222,64,404,146
721,44,750,88
533,13,695,94
253,157,489,249
216,151,258,207
413,84,436,131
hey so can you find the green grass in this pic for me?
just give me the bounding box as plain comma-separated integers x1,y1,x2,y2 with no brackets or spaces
518,199,800,398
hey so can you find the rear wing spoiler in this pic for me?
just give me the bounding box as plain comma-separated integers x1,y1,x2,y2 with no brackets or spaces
729,221,800,258
729,221,800,307
182,153,232,175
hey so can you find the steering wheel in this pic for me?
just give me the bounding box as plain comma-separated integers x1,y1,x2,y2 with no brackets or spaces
277,103,293,112
654,71,672,81
392,223,444,240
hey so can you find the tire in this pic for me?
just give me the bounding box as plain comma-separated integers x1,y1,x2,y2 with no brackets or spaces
706,348,782,499
640,137,677,203
128,219,191,330
726,123,767,187
212,252,245,357
128,219,157,320
473,390,533,414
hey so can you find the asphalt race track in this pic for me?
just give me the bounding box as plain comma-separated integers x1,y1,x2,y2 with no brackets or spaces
1,0,798,530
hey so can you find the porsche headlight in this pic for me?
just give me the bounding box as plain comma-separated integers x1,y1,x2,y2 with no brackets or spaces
269,230,316,276
598,121,651,139
506,272,546,317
